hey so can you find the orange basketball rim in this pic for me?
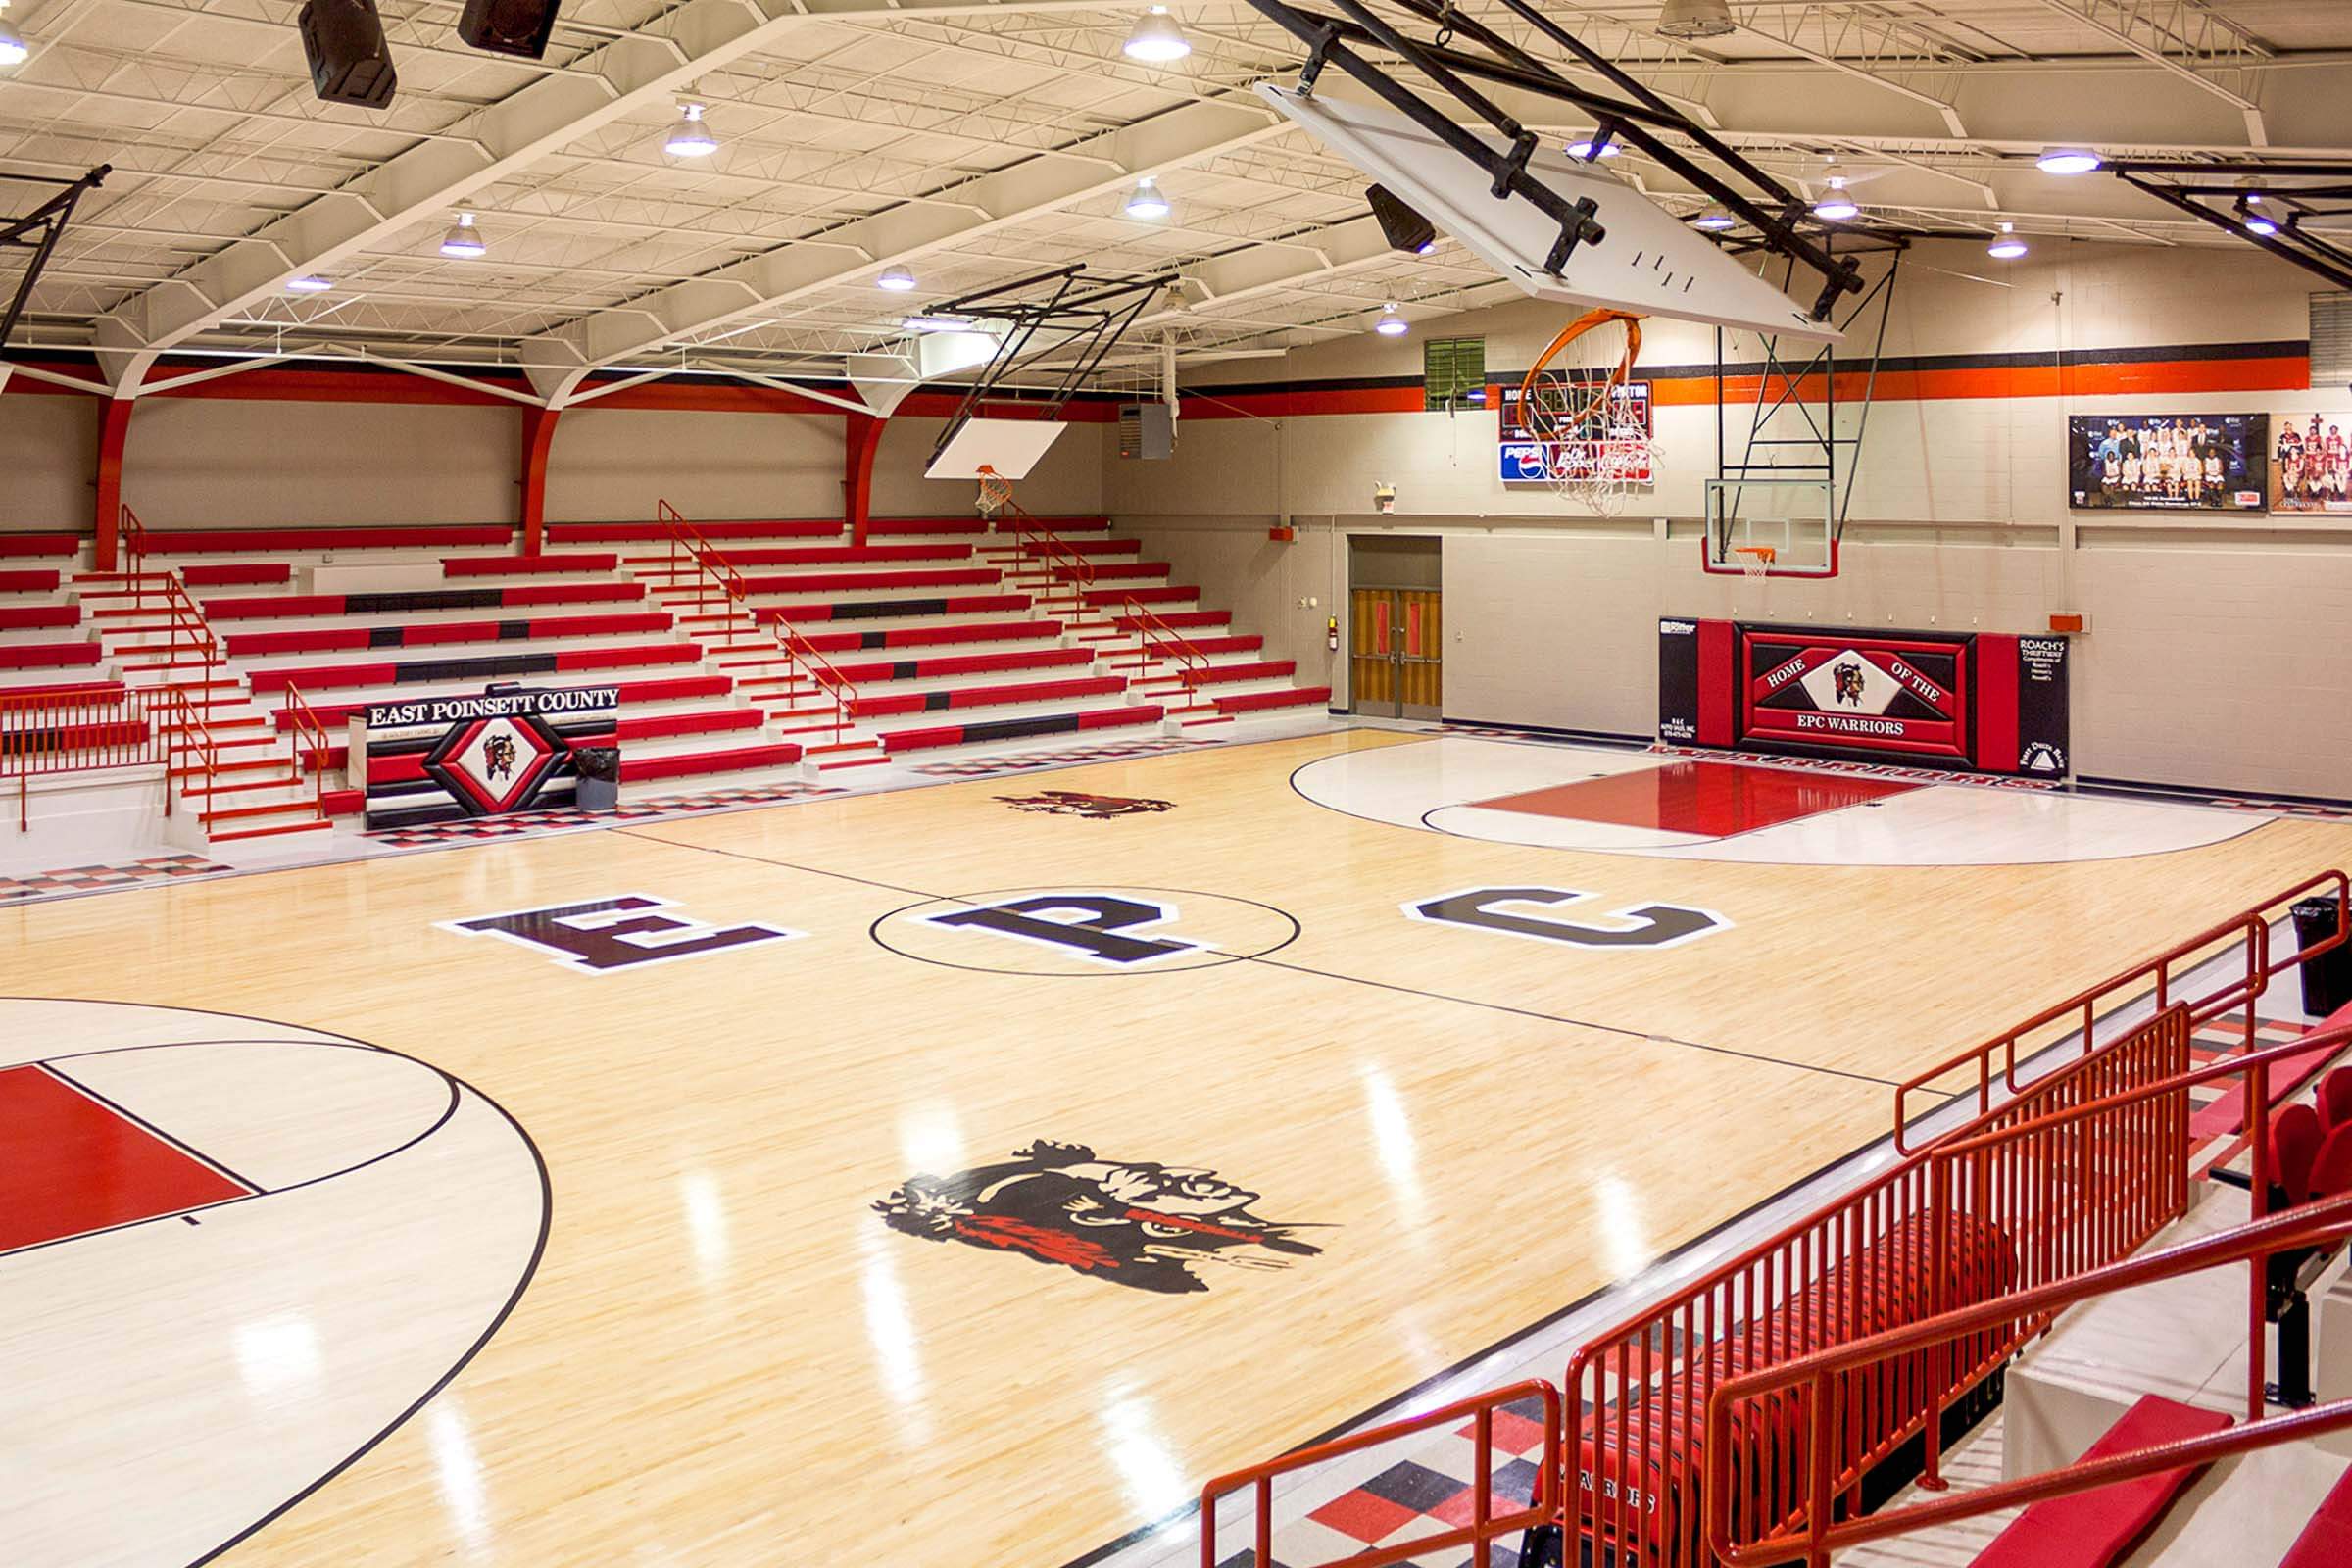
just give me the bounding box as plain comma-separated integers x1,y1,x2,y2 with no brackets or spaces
1516,307,1644,441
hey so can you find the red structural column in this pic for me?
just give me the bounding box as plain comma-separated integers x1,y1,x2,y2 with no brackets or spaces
93,397,135,572
843,412,885,546
519,405,562,555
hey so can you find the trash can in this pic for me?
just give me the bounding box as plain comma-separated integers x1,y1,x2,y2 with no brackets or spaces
573,746,621,812
2291,897,2352,1017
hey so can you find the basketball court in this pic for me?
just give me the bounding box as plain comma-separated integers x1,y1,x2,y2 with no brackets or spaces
7,0,2352,1564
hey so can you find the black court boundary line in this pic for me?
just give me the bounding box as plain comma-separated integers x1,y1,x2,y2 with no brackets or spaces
0,718,1367,914
611,834,1908,1090
1049,933,2290,1568
0,999,554,1568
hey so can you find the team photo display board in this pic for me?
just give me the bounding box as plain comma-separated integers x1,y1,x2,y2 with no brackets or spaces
2068,413,2268,512
1659,619,2071,777
1497,380,1654,485
2272,413,2352,514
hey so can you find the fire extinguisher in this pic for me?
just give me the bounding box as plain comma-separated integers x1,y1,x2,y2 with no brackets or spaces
1326,615,1339,652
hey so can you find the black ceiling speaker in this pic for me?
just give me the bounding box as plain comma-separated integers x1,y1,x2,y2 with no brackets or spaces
459,0,560,60
299,0,397,109
1367,183,1438,256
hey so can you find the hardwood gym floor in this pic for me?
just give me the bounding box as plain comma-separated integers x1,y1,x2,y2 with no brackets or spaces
7,725,2349,1568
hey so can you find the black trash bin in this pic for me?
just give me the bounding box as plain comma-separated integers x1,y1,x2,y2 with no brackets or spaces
2291,897,2352,1017
572,746,621,812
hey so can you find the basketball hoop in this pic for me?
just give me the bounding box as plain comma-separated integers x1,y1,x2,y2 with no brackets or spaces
1516,308,1659,515
1734,546,1778,580
975,464,1012,519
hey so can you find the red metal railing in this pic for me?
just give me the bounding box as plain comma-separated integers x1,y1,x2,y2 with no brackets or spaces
1117,591,1210,695
1,686,162,830
655,499,858,744
159,684,220,824
280,682,336,819
1893,870,2348,1152
1703,1182,2352,1567
1199,1381,1562,1568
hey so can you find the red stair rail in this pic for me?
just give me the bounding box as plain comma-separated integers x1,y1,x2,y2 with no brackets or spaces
279,682,336,820
980,466,1098,599
1198,1381,1562,1568
655,499,858,744
1893,870,2349,1152
157,684,219,825
1,686,166,830
1702,1182,2352,1568
1118,592,1210,694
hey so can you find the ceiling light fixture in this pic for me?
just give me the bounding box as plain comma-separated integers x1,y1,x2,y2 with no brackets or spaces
1566,135,1623,161
0,0,28,67
1375,303,1407,337
1812,177,1859,222
1987,222,2028,260
1123,175,1171,220
1121,6,1191,63
665,102,718,159
877,265,918,292
2237,195,2278,237
438,212,487,259
904,313,974,332
2036,147,2101,176
1693,202,1736,231
1367,183,1438,256
285,275,334,293
1655,0,1735,40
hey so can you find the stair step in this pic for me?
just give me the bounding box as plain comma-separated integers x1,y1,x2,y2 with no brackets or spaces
183,773,309,795
199,799,326,824
170,758,297,780
209,819,335,843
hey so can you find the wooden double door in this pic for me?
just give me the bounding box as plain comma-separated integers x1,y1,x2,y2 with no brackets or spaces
1350,588,1443,719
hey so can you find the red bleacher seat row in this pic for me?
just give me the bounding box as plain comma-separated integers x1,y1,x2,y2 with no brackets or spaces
199,583,645,621
223,611,672,659
0,605,81,632
277,673,735,730
2281,1464,2352,1567
736,567,999,595
179,563,292,587
814,648,1094,686
246,642,700,695
1214,686,1336,715
1969,1395,2231,1568
0,535,80,559
549,519,844,544
0,641,103,671
132,525,516,553
443,553,618,576
755,593,1031,624
877,704,1163,753
791,619,1064,655
0,570,64,592
647,544,973,567
846,674,1125,720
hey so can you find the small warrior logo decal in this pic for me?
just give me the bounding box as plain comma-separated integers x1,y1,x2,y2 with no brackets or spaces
1832,661,1869,708
482,731,519,782
996,790,1176,821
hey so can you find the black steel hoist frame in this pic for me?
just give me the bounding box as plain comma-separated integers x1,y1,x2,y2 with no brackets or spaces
1,165,108,358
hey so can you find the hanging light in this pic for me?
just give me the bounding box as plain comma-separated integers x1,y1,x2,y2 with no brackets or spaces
876,265,918,292
1566,135,1623,161
1374,303,1407,337
1123,175,1171,220
438,212,487,259
1986,222,2028,261
665,102,719,159
1121,7,1191,63
903,313,973,332
1656,0,1735,40
1693,202,1736,231
2238,197,2278,237
285,275,334,293
1812,177,1859,222
2036,147,2101,176
0,0,27,68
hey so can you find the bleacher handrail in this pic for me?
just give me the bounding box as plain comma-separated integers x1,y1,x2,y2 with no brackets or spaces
1116,591,1210,692
1,685,171,830
1893,870,2350,1152
157,683,219,821
1198,1380,1562,1568
656,498,858,745
279,682,335,821
1701,1187,2352,1568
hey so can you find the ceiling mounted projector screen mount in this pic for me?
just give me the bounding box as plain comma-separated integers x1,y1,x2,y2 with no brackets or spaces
1258,84,1840,343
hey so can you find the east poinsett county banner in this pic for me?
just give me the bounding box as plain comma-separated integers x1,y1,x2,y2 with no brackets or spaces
1658,618,2070,777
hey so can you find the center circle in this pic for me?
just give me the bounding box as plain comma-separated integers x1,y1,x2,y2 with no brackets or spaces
869,885,1301,976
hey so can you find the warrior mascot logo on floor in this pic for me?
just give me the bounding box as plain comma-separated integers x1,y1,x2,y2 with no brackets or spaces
995,790,1176,820
875,1142,1323,1293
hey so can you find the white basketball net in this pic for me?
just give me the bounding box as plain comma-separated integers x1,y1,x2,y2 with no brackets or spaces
1517,312,1660,515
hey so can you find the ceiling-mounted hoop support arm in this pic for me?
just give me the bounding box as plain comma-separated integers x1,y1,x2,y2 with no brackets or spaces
922,267,1176,470
1251,0,1861,316
0,164,110,359
2105,158,2352,294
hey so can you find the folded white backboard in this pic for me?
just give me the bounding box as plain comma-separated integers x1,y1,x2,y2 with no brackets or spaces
1258,83,1839,343
924,416,1069,480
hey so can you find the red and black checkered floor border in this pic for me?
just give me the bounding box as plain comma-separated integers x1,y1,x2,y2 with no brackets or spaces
0,854,231,904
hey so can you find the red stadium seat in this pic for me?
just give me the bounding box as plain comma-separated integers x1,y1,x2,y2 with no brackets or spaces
2319,1068,2352,1133
2272,1102,2325,1207
2308,1123,2352,1201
